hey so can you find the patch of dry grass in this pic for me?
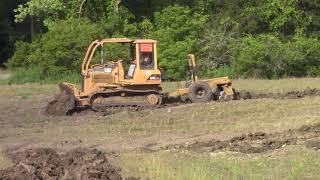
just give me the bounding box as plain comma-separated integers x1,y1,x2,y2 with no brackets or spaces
233,78,320,93
0,152,12,170
120,146,320,180
1,78,318,97
0,84,57,98
0,70,10,85
47,96,320,139
161,78,320,93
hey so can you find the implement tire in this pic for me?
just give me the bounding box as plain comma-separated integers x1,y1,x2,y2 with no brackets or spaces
188,81,213,103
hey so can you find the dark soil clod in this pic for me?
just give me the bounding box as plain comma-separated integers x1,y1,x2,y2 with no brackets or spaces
45,84,76,116
0,148,122,180
305,139,320,150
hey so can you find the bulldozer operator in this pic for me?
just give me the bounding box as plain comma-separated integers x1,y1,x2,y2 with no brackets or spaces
141,53,153,69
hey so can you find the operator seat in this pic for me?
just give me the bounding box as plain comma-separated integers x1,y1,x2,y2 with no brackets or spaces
126,64,136,79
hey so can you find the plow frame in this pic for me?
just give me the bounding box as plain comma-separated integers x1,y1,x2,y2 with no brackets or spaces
168,54,234,100
168,77,234,98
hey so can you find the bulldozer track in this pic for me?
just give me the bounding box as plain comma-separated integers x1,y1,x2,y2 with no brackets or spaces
89,89,162,113
91,104,163,115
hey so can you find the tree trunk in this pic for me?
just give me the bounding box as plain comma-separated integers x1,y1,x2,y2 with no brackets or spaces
115,0,121,14
78,0,86,18
30,15,34,41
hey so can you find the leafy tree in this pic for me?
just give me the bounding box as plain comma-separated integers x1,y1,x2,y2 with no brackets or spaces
14,0,65,24
233,34,284,78
7,18,104,74
14,0,122,24
197,18,238,75
0,0,28,66
233,34,320,78
299,0,320,38
4,0,320,81
283,35,320,76
244,0,311,36
148,5,208,79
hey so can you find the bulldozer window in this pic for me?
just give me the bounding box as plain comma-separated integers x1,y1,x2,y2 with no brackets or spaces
140,44,154,69
91,43,131,65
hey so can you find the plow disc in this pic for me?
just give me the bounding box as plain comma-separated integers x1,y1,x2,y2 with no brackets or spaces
45,84,76,116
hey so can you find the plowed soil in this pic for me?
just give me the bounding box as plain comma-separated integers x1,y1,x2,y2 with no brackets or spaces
0,148,122,180
164,123,320,154
236,88,320,100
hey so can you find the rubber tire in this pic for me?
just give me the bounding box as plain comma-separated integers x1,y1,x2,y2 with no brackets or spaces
188,81,213,103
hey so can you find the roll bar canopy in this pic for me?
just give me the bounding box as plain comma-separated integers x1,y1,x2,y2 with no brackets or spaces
81,38,157,75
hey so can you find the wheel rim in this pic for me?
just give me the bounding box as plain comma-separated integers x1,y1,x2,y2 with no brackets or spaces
218,91,225,100
146,94,160,105
91,96,106,111
196,87,206,99
218,91,233,101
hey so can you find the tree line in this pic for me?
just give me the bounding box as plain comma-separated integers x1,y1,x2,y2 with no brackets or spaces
2,0,320,83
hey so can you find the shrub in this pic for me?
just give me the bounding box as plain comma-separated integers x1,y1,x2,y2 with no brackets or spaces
204,66,236,79
232,34,320,78
232,34,284,78
148,5,208,80
7,18,104,83
282,36,320,77
6,41,31,69
9,66,81,84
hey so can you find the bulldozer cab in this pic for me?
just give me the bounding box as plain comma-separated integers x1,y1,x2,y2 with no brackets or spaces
80,38,161,95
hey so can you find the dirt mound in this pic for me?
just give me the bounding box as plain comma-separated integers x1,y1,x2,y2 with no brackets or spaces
0,148,122,180
236,88,320,100
185,132,296,154
163,123,320,154
45,93,74,116
45,84,76,116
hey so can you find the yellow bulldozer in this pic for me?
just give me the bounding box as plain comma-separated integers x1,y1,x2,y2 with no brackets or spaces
47,38,235,115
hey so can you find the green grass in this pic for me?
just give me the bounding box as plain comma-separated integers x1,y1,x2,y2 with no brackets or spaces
0,69,10,85
232,78,320,93
8,66,81,84
0,84,57,98
1,77,319,99
5,67,320,94
120,146,320,180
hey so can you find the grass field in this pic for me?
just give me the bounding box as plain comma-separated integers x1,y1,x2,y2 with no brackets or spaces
0,78,320,179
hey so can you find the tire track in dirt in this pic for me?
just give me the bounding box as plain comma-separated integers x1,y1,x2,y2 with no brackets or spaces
161,123,320,154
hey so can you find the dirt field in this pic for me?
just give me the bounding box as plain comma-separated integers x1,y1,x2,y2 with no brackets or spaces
0,78,320,179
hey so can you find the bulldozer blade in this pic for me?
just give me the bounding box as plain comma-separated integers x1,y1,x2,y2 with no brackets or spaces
45,84,76,116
